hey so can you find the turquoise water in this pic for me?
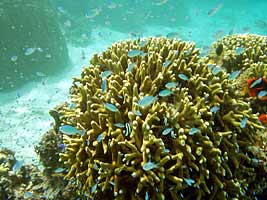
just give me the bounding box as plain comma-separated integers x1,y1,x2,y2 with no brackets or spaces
1,0,267,199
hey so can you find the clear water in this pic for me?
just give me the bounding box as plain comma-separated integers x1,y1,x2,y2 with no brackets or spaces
0,0,267,184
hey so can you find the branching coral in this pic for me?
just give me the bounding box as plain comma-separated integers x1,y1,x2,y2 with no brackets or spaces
56,37,266,199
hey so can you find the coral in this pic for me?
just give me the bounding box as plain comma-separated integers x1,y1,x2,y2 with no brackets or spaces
206,34,267,73
57,37,267,199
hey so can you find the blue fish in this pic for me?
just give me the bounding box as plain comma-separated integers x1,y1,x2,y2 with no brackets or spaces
145,192,149,200
142,161,159,171
163,148,170,153
101,70,112,79
249,78,262,88
114,123,125,128
54,167,66,173
159,89,173,97
183,178,195,186
96,133,103,142
163,60,172,67
12,160,24,172
127,63,136,72
189,127,200,135
235,47,244,55
24,47,35,56
102,79,107,93
24,191,34,198
162,127,173,135
229,70,241,80
127,50,144,57
165,82,177,89
139,40,148,47
138,96,156,108
178,73,189,81
240,117,247,128
207,64,215,69
211,66,221,75
258,90,267,99
91,183,98,193
104,103,119,112
210,105,220,113
59,125,85,135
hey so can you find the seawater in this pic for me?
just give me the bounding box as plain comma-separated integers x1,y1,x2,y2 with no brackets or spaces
0,0,267,192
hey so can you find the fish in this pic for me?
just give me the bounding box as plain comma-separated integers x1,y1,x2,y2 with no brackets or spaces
235,47,244,55
211,66,221,75
240,117,247,128
178,73,189,81
96,133,103,142
127,63,136,72
12,160,24,172
145,191,149,200
159,89,173,97
59,125,85,135
54,167,66,173
229,70,241,80
208,3,223,16
244,77,267,97
257,90,267,100
162,127,173,135
138,96,156,108
11,55,18,62
163,60,172,67
104,103,119,112
24,47,36,56
24,191,34,198
127,50,144,57
189,127,200,135
142,161,159,171
210,105,220,113
165,82,177,89
258,113,267,125
183,178,195,186
215,43,223,56
101,70,112,79
114,123,125,128
101,79,107,93
134,110,142,116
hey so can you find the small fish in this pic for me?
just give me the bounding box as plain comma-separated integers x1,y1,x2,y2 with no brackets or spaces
96,133,103,142
81,50,86,60
11,55,18,62
210,105,220,113
166,32,180,39
183,178,195,186
114,123,125,128
208,3,223,16
159,89,173,97
178,73,189,81
258,113,267,125
162,127,173,135
36,71,46,77
134,110,142,116
91,183,98,193
163,148,170,153
127,50,144,57
211,66,221,75
229,70,241,80
139,40,148,47
104,103,119,112
59,125,85,135
249,77,262,89
163,60,172,67
54,167,66,173
258,90,267,100
101,70,112,79
240,117,247,128
189,127,200,135
138,96,156,107
145,192,149,200
12,160,24,172
165,82,177,89
24,191,34,198
125,122,131,136
127,63,136,72
142,161,159,171
24,47,36,56
235,47,244,55
102,79,107,93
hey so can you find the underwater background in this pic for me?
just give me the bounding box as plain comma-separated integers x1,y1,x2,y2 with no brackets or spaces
1,0,267,199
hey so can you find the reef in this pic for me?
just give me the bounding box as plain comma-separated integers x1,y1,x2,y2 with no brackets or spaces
51,37,267,199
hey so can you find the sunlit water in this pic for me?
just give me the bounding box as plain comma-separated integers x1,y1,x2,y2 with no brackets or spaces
0,0,267,165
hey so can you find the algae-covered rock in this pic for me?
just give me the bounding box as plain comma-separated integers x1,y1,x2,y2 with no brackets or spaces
0,0,69,91
56,37,267,199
